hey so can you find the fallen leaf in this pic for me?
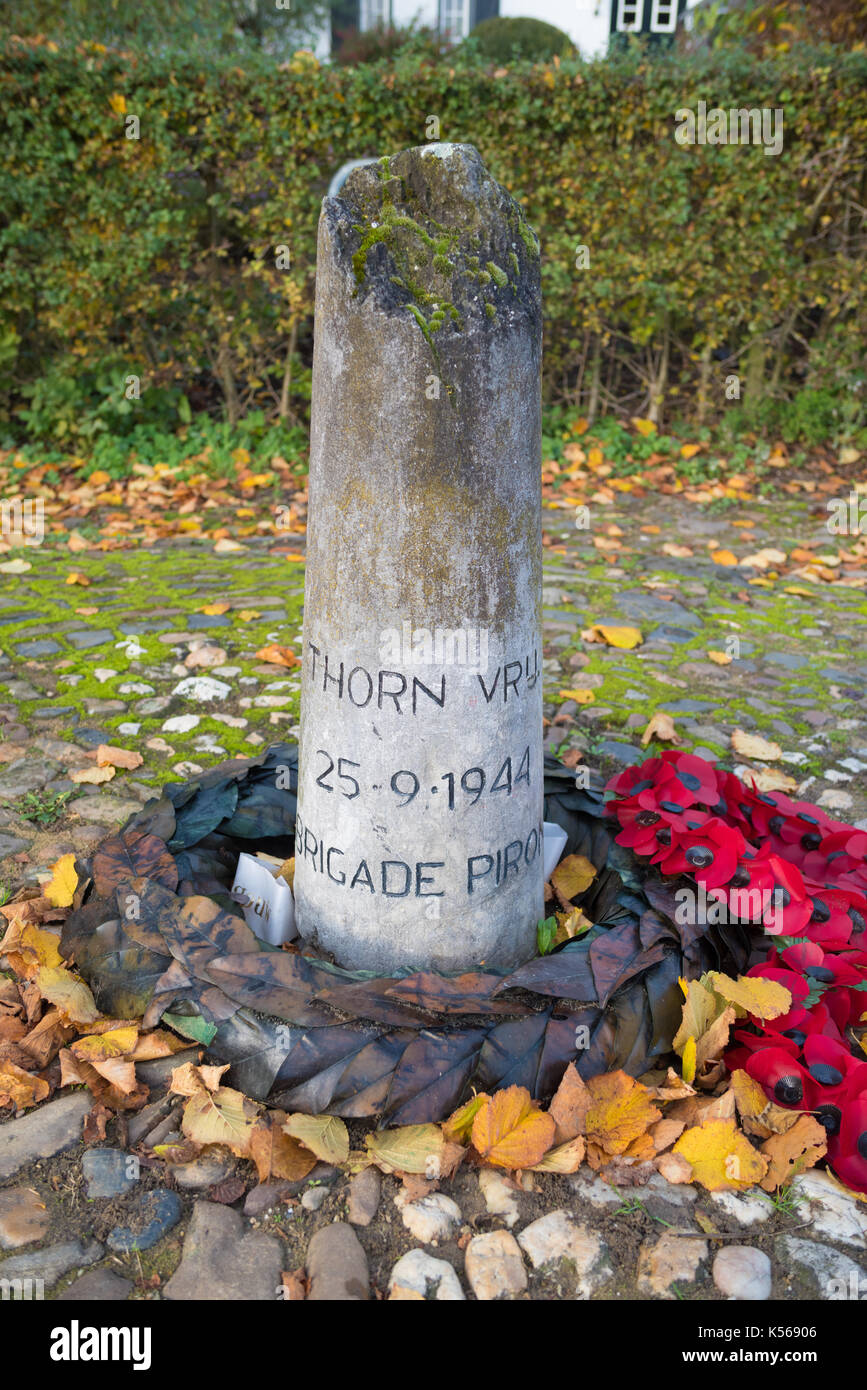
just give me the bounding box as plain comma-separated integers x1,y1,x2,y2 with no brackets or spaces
558,688,595,705
255,644,300,669
70,1026,139,1063
584,1071,661,1157
731,728,783,762
641,711,680,747
656,1151,693,1184
551,853,596,900
471,1086,556,1170
36,966,100,1026
43,854,78,909
181,1086,259,1156
585,624,643,650
707,650,733,665
70,765,115,785
199,603,231,615
96,745,144,771
711,549,739,566
442,1093,489,1144
760,1115,827,1191
250,1110,317,1184
65,572,91,586
366,1124,444,1175
673,1118,767,1191
528,1136,586,1173
706,972,792,1021
731,1069,802,1138
548,1063,592,1143
743,767,798,794
0,1061,50,1110
283,1113,350,1167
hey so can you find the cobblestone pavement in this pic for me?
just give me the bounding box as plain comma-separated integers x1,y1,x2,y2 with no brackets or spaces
0,485,865,1299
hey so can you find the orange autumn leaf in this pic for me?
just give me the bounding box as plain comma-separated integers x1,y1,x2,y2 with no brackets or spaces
584,1071,661,1156
471,1085,556,1170
711,549,739,566
249,1110,318,1184
65,571,91,586
548,1062,592,1144
550,853,596,900
641,711,680,747
255,644,301,668
96,744,144,771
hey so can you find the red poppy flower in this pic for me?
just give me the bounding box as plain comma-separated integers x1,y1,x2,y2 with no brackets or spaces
827,1094,867,1193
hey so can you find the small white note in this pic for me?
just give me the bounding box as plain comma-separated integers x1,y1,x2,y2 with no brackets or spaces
542,822,569,882
230,851,297,946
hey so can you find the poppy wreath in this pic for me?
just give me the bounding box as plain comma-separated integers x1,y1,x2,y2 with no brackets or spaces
606,750,867,1192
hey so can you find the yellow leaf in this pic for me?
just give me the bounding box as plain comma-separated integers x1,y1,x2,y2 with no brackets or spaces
730,728,782,762
680,443,702,459
551,853,597,899
681,1035,696,1086
711,549,739,566
44,853,78,908
632,417,657,436
443,1093,489,1144
238,609,261,622
199,602,231,615
471,1086,556,1169
784,586,814,598
731,1069,802,1138
528,1136,586,1173
673,1119,767,1191
584,1071,661,1156
365,1123,444,1175
181,1086,259,1156
65,572,90,586
706,971,792,1021
641,711,680,747
586,624,643,650
283,1113,350,1167
558,688,595,705
662,542,694,559
70,1026,139,1062
36,966,99,1026
108,93,127,115
707,650,732,665
0,918,63,977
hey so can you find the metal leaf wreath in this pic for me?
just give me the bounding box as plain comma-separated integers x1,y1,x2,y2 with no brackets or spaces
60,744,867,1190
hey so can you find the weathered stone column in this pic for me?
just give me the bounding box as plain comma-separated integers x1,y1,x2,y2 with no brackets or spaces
294,143,543,975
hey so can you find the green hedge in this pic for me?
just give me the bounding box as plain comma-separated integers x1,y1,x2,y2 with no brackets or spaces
2,37,866,446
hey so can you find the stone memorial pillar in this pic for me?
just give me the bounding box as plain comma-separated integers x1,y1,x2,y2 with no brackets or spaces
294,143,543,975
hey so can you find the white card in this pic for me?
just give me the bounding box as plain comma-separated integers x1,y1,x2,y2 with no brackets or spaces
230,851,297,946
542,822,569,882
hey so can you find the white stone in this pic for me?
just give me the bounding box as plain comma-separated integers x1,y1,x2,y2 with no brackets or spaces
825,769,853,784
212,667,242,678
791,1171,867,1249
212,714,248,728
817,788,854,811
93,668,118,684
115,639,145,658
173,761,204,776
246,733,265,746
172,676,231,702
389,1250,465,1301
193,737,227,755
709,1190,772,1227
119,682,155,696
146,737,175,754
478,1168,520,1228
568,1172,626,1208
465,1230,527,1300
839,757,867,773
184,646,227,670
396,1191,462,1244
117,722,141,736
777,1235,867,1299
517,1211,612,1296
253,695,291,708
713,1246,772,1300
163,714,200,734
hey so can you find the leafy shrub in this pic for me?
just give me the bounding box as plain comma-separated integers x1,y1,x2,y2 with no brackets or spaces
467,16,573,63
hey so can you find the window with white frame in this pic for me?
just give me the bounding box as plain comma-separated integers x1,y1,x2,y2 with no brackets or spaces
360,0,389,30
650,0,678,33
615,0,642,32
440,0,470,42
